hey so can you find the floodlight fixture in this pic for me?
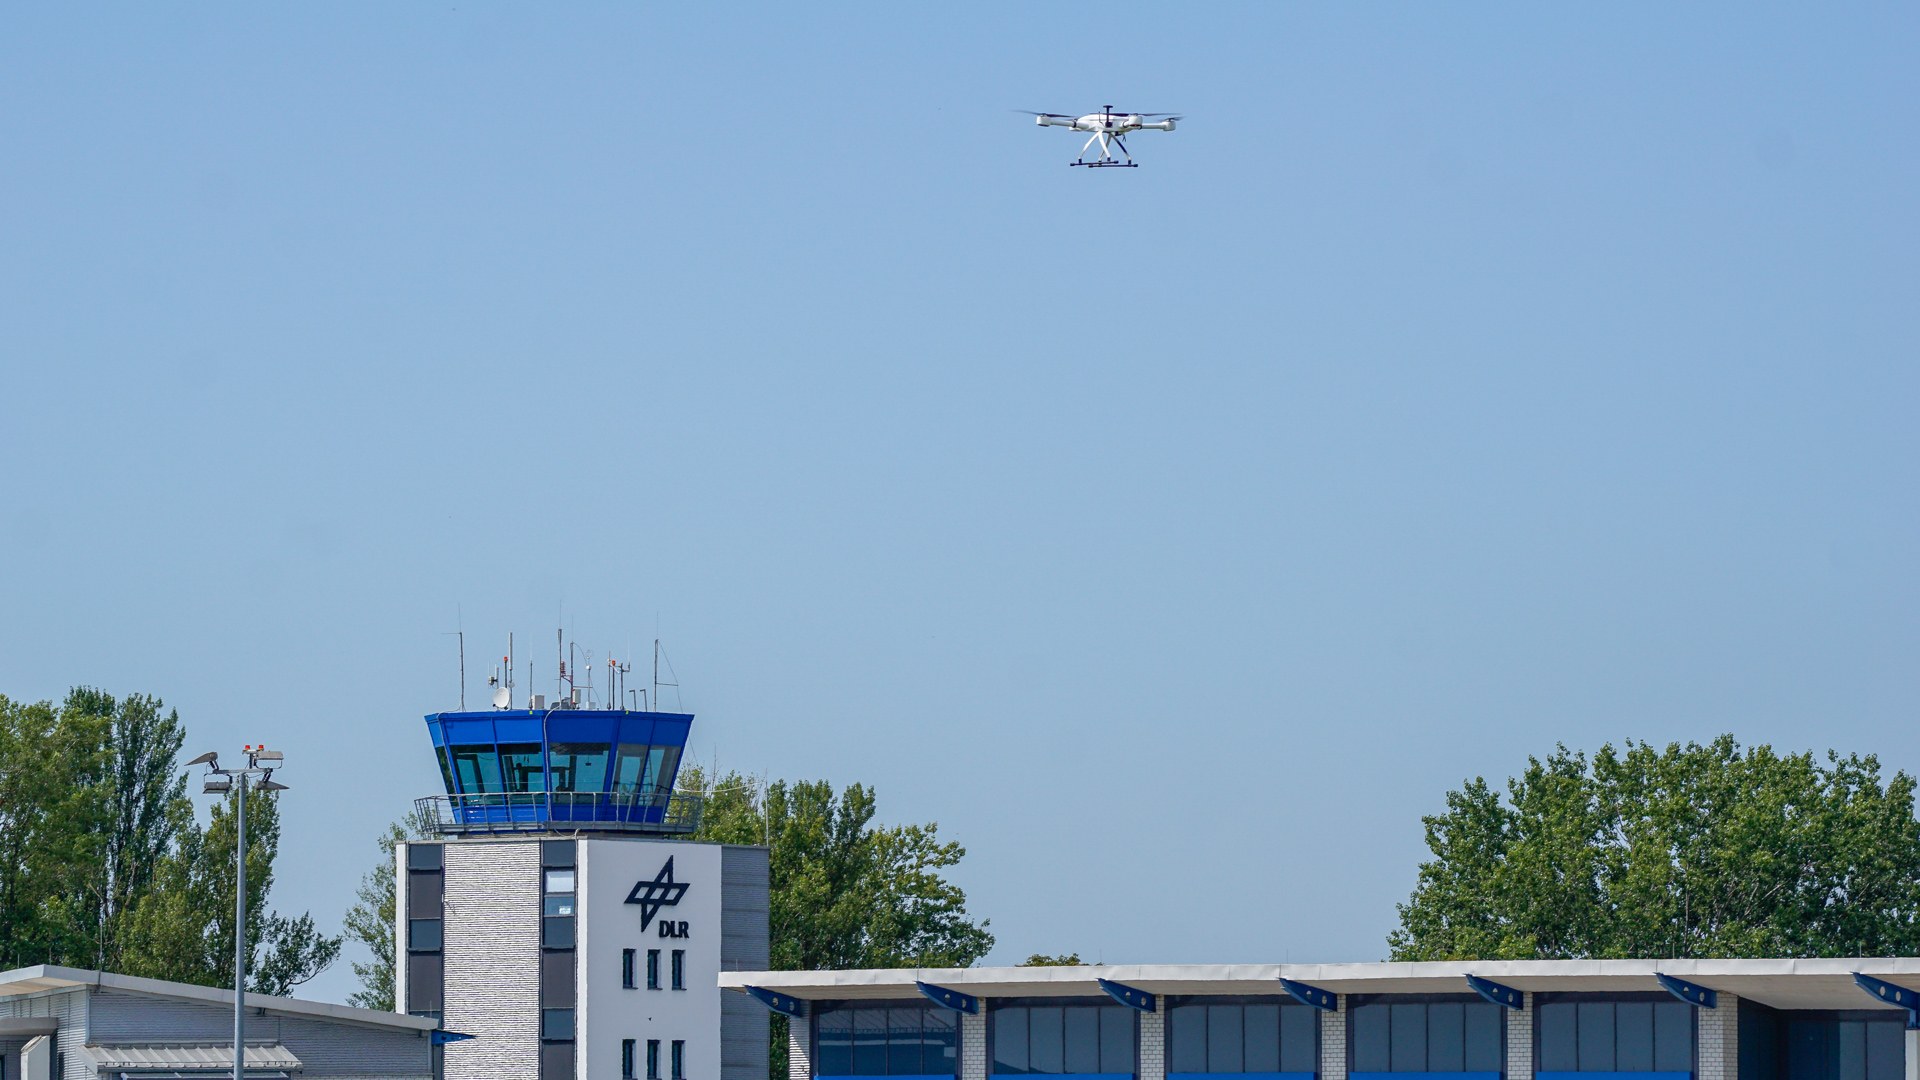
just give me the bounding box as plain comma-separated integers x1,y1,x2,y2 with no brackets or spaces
253,749,283,763
203,776,232,794
186,751,219,767
257,779,289,792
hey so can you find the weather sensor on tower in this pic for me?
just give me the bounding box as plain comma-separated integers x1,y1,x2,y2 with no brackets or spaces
1022,105,1182,167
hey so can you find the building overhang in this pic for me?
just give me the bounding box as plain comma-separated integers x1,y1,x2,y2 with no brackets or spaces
718,957,1920,1014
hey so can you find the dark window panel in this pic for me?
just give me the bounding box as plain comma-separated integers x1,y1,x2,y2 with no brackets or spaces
1578,1003,1616,1072
541,1041,575,1080
1463,1002,1502,1073
1246,1005,1281,1073
622,949,635,990
673,1040,687,1080
407,844,443,871
404,953,442,1014
406,871,443,918
854,1009,888,1075
1171,1006,1207,1074
892,1008,927,1076
818,1010,855,1076
1208,1005,1244,1073
540,951,574,1006
541,916,574,950
1538,1003,1578,1073
1652,1003,1692,1073
1281,1004,1318,1074
995,1007,1031,1075
541,839,576,867
498,744,543,793
1427,1002,1464,1073
1100,1006,1136,1076
1351,1003,1391,1074
1030,1008,1064,1074
647,949,661,990
1616,1002,1654,1072
649,1040,663,1080
541,1008,575,1042
1065,1007,1102,1074
407,918,442,953
928,1008,959,1075
1865,1022,1903,1080
1390,1003,1428,1072
1838,1022,1866,1080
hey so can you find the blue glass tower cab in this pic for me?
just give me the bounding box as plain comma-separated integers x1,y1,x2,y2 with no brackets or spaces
416,708,701,835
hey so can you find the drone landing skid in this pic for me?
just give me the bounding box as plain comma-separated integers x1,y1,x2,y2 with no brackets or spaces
1072,160,1138,168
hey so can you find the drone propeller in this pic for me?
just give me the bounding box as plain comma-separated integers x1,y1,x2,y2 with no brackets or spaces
1014,109,1075,118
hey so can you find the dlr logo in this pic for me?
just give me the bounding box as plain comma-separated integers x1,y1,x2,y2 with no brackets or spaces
659,920,691,938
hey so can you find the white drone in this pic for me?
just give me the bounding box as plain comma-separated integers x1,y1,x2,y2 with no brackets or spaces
1021,105,1182,168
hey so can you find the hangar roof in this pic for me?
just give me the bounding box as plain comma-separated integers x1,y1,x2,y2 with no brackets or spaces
0,965,438,1032
720,957,1920,1013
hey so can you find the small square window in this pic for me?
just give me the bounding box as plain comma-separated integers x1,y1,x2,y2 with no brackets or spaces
543,894,575,917
541,1007,575,1042
408,918,442,953
407,844,443,871
544,868,576,894
541,839,577,867
542,916,575,950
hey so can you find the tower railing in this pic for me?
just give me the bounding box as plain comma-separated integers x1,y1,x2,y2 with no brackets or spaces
414,789,705,836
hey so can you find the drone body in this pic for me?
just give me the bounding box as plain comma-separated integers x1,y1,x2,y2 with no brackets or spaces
1024,105,1182,167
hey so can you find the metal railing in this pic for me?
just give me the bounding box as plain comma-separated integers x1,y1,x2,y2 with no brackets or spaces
414,789,705,836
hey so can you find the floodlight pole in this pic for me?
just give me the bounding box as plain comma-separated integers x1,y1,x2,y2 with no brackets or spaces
233,768,246,1080
188,746,286,1080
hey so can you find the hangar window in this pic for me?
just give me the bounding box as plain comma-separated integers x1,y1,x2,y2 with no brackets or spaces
1168,999,1318,1075
1739,1006,1904,1080
1536,996,1692,1075
991,1000,1136,1076
815,1002,961,1077
1349,997,1502,1075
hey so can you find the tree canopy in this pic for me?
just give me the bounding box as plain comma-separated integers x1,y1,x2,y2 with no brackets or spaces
679,766,994,1079
0,688,340,994
1389,735,1920,961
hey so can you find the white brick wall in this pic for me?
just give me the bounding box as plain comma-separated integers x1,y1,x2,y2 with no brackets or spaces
961,1010,988,1080
1321,998,1346,1080
1139,1008,1165,1080
788,1007,810,1080
1506,994,1532,1080
1697,994,1737,1080
443,841,541,1080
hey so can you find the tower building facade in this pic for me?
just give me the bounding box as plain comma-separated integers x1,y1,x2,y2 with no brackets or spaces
400,706,769,1080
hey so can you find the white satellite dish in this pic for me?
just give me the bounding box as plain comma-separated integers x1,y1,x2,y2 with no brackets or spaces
492,686,511,709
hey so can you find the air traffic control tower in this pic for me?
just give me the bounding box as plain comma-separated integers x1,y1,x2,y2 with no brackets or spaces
399,701,770,1080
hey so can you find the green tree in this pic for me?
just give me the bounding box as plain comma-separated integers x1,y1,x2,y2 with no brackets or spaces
342,809,437,1010
0,687,340,994
1389,736,1920,961
0,694,110,968
1020,953,1083,966
681,766,995,1079
118,786,343,995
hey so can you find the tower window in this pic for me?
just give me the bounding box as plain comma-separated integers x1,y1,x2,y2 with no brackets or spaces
623,949,637,989
671,949,686,990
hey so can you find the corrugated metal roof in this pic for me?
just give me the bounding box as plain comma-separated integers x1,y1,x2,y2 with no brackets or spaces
82,1042,302,1070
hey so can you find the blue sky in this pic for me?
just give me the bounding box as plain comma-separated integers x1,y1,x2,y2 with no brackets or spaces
2,3,1915,1003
